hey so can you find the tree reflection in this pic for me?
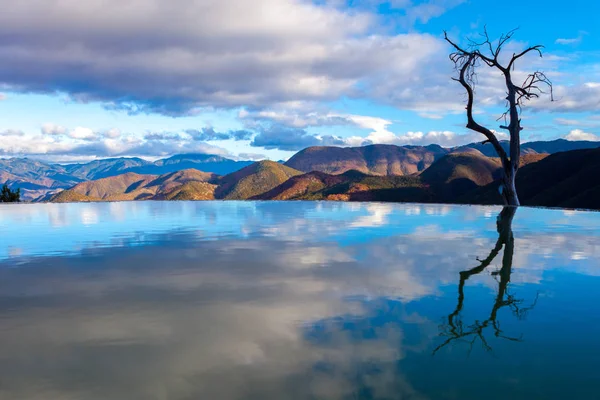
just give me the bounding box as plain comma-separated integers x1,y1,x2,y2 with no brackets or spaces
434,206,538,355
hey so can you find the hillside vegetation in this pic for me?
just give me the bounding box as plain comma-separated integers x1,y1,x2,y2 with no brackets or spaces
3,139,599,201
258,169,432,202
35,146,600,211
51,169,217,202
285,144,447,175
215,161,303,200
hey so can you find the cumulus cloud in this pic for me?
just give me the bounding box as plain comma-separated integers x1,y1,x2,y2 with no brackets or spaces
40,125,123,141
0,129,232,161
250,125,351,151
239,107,351,129
104,128,122,139
564,129,600,141
0,93,6,101
364,129,509,147
555,31,587,45
555,37,582,45
185,127,253,141
0,129,25,137
68,126,97,141
336,113,508,147
0,0,465,115
554,118,600,128
530,82,600,113
243,106,510,151
238,152,268,161
143,132,184,141
41,123,67,136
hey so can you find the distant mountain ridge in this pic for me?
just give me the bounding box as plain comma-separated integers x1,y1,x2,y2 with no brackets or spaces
3,138,600,202
284,140,600,176
1,154,252,201
43,146,600,210
285,144,447,175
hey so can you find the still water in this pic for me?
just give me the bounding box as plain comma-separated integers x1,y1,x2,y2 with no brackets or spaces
1,201,599,399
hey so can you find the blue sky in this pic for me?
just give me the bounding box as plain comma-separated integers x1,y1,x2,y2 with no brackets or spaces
0,0,599,162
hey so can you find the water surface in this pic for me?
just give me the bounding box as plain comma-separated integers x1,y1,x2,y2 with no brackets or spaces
1,201,599,399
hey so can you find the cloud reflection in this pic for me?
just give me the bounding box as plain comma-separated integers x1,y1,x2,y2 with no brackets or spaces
0,202,600,399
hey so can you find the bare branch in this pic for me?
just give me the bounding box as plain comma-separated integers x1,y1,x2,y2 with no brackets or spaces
445,28,552,206
508,45,544,70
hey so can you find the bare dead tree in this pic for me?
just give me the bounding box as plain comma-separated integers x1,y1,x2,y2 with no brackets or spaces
444,28,553,206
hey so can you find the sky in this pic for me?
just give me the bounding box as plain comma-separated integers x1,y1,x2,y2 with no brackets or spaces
0,0,599,162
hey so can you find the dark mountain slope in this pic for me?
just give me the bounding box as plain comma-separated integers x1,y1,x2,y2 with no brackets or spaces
463,148,600,209
420,152,502,201
257,169,432,202
254,171,347,200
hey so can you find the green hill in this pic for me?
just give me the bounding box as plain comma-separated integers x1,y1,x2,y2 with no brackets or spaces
159,182,217,201
50,190,101,203
215,161,303,200
50,169,217,203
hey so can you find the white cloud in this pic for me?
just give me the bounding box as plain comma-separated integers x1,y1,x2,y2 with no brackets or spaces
103,128,122,139
554,118,600,128
0,0,460,115
0,93,6,101
530,82,600,113
41,123,67,136
364,128,508,147
0,130,232,161
0,129,24,137
556,37,582,45
238,152,268,161
68,126,97,140
564,129,600,141
555,31,587,45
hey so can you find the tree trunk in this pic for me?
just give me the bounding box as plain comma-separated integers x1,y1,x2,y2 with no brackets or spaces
500,167,520,206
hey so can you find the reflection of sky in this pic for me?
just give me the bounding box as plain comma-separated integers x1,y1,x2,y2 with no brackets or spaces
1,202,600,399
4,202,600,261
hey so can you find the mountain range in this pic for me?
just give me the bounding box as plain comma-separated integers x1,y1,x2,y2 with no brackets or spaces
0,154,252,201
1,138,600,210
